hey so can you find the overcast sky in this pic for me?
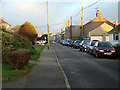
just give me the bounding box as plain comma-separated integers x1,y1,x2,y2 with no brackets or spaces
0,0,119,35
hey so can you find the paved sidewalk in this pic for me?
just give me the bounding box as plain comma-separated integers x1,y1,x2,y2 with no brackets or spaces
24,45,66,88
3,45,67,89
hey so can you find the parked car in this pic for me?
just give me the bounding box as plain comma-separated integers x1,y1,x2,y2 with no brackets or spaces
86,41,99,54
62,40,68,46
60,40,64,44
79,40,90,52
67,40,73,46
52,41,55,44
93,42,116,58
73,40,81,48
70,40,75,47
35,41,45,46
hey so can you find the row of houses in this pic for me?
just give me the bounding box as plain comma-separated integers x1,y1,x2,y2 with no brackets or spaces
0,18,21,34
54,10,120,46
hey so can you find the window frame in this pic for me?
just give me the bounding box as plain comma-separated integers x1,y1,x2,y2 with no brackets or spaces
113,33,119,40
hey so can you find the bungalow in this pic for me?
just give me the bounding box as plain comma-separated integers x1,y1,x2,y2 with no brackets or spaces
108,24,120,46
80,10,114,42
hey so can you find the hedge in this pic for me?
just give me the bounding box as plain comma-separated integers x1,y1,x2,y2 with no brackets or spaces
7,49,31,70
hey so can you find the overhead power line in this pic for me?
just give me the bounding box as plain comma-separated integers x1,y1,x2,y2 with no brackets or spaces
37,0,100,30
72,0,100,18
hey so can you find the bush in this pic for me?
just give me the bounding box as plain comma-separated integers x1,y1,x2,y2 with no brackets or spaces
114,44,120,58
12,34,31,49
19,22,38,42
7,49,31,70
2,32,13,63
0,27,8,33
12,34,36,54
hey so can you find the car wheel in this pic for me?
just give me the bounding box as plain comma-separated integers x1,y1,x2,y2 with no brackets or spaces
82,48,84,52
87,50,89,53
95,52,99,58
90,50,92,54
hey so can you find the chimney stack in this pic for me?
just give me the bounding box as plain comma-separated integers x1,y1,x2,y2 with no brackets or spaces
68,20,70,27
96,10,102,18
61,29,63,32
66,22,68,27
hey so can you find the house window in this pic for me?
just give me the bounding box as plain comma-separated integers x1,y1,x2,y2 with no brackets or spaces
113,33,119,40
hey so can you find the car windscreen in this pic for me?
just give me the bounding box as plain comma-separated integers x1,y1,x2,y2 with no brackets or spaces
75,40,80,43
68,40,73,43
98,42,113,47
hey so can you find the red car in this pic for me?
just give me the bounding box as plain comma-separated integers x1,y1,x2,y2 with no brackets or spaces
93,42,115,58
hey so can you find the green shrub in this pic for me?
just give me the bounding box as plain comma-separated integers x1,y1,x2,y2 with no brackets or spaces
12,34,31,49
0,27,8,33
2,32,13,63
12,34,36,54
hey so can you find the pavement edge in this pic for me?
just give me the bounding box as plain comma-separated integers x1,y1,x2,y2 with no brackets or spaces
53,47,71,90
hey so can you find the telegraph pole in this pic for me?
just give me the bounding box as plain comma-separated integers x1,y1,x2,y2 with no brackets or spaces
47,0,50,50
81,6,84,36
70,16,72,40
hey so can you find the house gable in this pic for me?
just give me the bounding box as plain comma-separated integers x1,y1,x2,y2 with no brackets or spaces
89,22,114,36
81,10,114,36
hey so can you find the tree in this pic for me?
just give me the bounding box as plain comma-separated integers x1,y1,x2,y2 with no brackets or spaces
19,22,38,42
37,34,48,43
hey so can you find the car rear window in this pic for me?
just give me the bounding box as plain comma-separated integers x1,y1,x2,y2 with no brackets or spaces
91,41,96,46
83,41,90,45
98,42,113,47
76,40,81,43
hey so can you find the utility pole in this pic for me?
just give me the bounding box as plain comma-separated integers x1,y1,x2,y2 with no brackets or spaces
0,12,1,20
81,6,84,36
47,0,50,50
70,16,72,40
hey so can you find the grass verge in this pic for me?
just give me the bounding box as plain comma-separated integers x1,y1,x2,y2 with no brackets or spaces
30,45,45,60
2,63,33,78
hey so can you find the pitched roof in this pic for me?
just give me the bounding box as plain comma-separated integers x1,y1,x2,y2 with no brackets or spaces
0,19,11,26
113,20,120,26
10,24,21,31
82,10,114,34
108,24,120,34
87,22,114,35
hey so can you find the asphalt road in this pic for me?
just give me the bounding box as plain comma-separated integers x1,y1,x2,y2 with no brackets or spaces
53,43,120,88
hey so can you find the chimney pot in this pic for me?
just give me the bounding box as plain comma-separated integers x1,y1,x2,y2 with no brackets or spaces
96,10,102,18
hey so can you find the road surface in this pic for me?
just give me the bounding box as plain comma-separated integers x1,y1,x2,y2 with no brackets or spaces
53,43,119,88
